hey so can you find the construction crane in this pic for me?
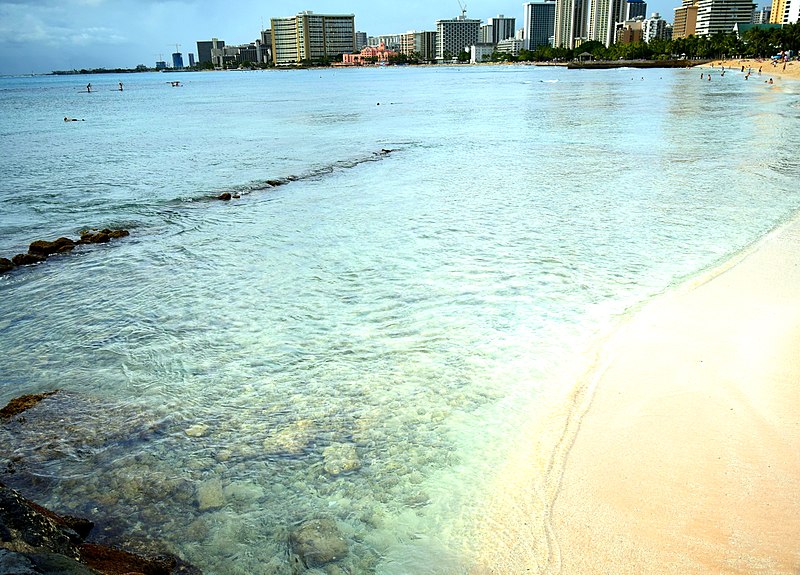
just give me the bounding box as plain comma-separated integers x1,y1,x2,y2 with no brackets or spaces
169,43,181,54
457,0,467,18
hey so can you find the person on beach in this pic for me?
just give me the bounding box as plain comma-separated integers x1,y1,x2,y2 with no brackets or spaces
86,83,92,93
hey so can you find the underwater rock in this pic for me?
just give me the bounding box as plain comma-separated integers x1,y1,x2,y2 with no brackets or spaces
288,518,348,571
184,423,209,438
0,258,15,274
11,253,45,266
28,237,75,257
322,443,361,476
217,193,232,201
222,481,265,504
266,179,288,187
262,420,315,456
0,391,58,419
195,479,225,511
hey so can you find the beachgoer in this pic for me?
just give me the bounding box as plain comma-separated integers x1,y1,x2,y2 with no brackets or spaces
86,83,92,93
700,73,704,79
741,65,744,72
119,82,123,91
768,78,774,84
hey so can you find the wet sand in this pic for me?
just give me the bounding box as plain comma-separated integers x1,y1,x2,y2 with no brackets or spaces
549,216,800,574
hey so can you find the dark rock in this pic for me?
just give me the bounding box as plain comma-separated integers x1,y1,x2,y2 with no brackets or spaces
0,484,82,559
0,258,16,274
108,230,129,239
79,543,201,575
28,238,75,257
288,518,348,571
217,193,232,201
26,551,99,574
0,548,39,575
0,392,59,420
266,179,287,187
11,254,45,266
78,231,111,245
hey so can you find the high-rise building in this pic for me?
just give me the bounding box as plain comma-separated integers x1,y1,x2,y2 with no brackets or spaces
524,0,557,49
487,15,517,42
271,11,355,65
479,23,495,43
616,17,645,42
554,0,589,48
769,0,787,20
355,31,368,49
771,0,799,21
625,0,649,19
436,14,481,61
172,52,184,69
695,0,756,35
401,31,438,61
753,5,771,21
673,0,699,37
643,12,669,40
197,39,225,64
589,0,627,46
188,53,196,67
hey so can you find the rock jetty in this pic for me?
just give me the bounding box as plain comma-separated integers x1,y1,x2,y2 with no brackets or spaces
0,229,130,275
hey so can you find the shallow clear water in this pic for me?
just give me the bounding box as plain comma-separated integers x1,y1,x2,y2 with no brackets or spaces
1,66,799,574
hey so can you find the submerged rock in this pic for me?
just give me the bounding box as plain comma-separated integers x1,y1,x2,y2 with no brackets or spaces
217,193,232,201
322,443,361,476
0,391,59,420
0,258,14,274
195,479,225,511
289,518,348,571
263,420,315,456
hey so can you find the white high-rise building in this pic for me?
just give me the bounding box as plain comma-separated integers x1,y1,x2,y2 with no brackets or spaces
642,12,668,41
436,14,481,60
271,11,355,65
695,0,756,35
554,0,589,47
589,0,627,46
524,0,557,49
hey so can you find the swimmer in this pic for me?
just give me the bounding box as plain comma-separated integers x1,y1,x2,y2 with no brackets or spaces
118,82,123,91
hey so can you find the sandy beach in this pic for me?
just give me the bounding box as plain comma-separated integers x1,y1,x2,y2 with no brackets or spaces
547,216,800,574
472,215,800,574
701,58,800,82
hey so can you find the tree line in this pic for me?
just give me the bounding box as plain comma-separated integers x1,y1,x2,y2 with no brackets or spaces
491,22,800,62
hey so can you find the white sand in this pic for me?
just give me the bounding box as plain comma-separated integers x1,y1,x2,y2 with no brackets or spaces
474,215,800,573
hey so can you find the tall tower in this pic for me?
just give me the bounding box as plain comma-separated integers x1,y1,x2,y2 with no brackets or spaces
554,0,589,47
524,0,557,49
589,0,626,46
435,13,481,60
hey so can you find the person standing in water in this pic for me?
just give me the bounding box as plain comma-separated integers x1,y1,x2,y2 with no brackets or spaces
118,82,123,91
86,83,92,93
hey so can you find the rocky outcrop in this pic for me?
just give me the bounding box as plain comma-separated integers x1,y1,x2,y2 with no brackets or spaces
217,193,232,201
0,229,130,275
0,483,201,575
0,391,59,420
288,518,348,573
28,238,75,257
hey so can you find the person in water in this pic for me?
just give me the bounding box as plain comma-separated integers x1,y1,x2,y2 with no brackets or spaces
86,83,92,93
118,82,123,91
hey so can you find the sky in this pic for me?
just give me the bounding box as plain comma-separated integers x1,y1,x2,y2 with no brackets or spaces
0,0,681,75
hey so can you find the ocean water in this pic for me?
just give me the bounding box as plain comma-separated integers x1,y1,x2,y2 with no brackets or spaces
1,66,799,574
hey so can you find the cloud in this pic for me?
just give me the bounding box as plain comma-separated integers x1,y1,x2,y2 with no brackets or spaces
0,2,126,46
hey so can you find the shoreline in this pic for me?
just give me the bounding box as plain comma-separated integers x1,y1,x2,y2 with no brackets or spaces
472,212,800,573
699,58,800,82
547,213,800,573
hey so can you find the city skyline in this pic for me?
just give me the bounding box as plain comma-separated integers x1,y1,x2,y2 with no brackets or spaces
0,0,682,75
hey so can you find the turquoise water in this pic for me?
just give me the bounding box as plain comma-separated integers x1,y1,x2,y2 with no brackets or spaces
1,66,799,574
